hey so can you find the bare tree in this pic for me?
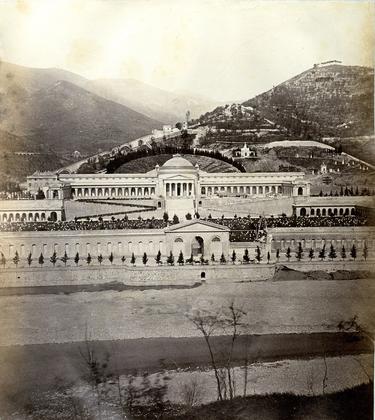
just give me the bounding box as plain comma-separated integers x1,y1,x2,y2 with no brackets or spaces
188,308,225,401
78,327,110,419
223,302,246,400
187,301,246,401
322,355,328,395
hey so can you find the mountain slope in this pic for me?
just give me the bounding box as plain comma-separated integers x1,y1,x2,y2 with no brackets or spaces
83,78,219,123
243,64,374,137
0,63,162,154
0,60,87,93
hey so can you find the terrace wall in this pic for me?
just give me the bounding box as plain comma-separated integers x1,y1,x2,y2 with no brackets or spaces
269,226,375,255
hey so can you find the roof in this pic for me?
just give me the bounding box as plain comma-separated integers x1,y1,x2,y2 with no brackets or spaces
165,219,230,232
0,199,63,211
161,154,194,169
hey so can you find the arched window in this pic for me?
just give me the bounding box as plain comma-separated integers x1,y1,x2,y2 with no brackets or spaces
316,208,321,216
21,213,27,221
41,213,46,221
2,214,7,222
15,213,20,221
259,186,263,194
278,186,282,194
111,188,116,196
300,208,307,217
91,188,96,196
174,237,184,243
34,213,39,221
310,209,315,216
212,237,221,242
351,208,355,215
339,208,344,215
98,188,103,197
201,187,206,195
50,212,57,222
265,186,269,193
322,209,326,216
252,186,257,194
297,187,303,196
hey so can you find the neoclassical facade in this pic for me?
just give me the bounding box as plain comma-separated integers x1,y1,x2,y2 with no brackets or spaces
27,154,310,202
0,199,64,223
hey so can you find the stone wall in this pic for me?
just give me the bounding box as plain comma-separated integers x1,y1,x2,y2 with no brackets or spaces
0,229,167,259
268,226,375,255
0,264,275,288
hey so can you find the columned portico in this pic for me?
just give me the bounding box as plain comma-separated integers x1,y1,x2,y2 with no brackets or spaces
164,181,194,197
27,154,310,206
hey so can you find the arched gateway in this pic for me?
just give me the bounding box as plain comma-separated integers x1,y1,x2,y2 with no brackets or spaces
191,236,204,256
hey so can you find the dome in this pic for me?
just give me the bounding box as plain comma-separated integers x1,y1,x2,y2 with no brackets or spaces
162,154,194,169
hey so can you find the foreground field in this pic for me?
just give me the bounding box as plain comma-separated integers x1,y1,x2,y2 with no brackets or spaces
0,275,374,345
0,269,373,418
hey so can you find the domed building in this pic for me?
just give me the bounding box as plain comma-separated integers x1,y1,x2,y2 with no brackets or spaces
26,154,310,219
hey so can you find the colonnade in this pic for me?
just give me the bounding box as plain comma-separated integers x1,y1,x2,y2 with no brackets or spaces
165,182,194,197
72,186,156,199
298,207,356,217
0,211,59,223
201,185,283,196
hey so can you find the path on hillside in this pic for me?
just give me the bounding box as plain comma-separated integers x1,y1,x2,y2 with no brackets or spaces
0,332,372,398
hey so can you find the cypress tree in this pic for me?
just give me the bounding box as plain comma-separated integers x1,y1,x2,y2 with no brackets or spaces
328,244,337,261
341,246,346,260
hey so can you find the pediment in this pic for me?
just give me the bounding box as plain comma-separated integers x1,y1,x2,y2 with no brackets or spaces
166,219,230,233
163,174,196,181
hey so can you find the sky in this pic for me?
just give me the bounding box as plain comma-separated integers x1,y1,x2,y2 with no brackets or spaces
0,0,374,102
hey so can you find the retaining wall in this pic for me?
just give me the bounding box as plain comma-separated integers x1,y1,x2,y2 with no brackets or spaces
0,264,275,288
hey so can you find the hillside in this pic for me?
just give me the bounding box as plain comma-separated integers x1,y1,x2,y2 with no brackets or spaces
113,154,239,174
0,60,87,93
0,64,162,154
243,64,374,138
83,78,219,123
